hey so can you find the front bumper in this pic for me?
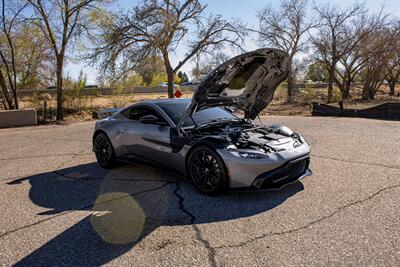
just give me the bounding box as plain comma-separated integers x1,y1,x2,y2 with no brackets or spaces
250,155,311,190
216,142,311,189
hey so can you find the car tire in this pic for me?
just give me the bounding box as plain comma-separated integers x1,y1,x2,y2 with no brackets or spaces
94,133,116,169
187,146,228,195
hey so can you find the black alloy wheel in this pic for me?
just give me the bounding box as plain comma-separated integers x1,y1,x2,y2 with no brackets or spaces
94,133,116,168
188,146,228,195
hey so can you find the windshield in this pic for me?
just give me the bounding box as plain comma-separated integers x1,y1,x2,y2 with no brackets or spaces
156,100,237,127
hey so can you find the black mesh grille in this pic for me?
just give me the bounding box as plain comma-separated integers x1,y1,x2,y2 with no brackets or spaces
255,157,310,189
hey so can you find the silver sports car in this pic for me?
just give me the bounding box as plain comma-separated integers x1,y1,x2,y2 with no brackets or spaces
92,48,311,195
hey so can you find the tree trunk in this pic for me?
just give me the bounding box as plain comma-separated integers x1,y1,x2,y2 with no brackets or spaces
368,89,375,100
342,89,349,99
362,81,369,100
12,83,18,109
55,58,64,121
342,79,351,99
12,69,18,110
0,69,13,110
287,70,295,103
336,81,344,99
362,79,379,100
327,65,335,103
162,52,175,98
166,67,174,99
388,80,396,96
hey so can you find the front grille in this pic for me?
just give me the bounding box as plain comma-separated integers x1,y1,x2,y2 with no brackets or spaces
254,157,310,189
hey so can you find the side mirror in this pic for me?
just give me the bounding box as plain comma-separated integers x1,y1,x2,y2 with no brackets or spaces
139,114,159,124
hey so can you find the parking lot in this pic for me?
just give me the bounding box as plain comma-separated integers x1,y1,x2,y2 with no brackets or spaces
0,116,399,266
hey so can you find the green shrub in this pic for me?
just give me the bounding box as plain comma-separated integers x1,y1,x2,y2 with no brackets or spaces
299,83,319,104
64,82,90,112
27,92,53,110
331,86,342,103
274,82,287,102
110,85,134,108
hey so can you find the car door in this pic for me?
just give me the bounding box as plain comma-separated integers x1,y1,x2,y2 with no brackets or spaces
119,105,172,165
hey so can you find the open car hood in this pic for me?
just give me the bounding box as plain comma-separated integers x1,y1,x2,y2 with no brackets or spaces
177,48,289,129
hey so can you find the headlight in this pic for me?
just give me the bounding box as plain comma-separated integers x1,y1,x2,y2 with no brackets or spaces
235,151,268,159
225,145,269,159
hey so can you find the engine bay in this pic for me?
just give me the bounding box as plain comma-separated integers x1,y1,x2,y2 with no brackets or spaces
184,121,303,153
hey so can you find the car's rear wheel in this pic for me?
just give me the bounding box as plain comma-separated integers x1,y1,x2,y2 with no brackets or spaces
188,146,228,195
94,133,116,168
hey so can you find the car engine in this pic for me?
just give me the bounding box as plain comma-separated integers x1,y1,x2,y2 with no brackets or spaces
185,122,304,154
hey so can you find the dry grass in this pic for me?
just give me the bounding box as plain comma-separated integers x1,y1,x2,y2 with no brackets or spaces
16,85,400,122
19,92,194,122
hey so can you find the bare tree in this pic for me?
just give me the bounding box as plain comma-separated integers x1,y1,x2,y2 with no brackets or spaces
89,0,245,98
385,50,400,96
360,26,400,100
254,0,314,103
191,51,229,81
28,0,101,120
334,49,364,99
311,1,367,102
332,12,387,98
0,0,27,110
385,21,400,96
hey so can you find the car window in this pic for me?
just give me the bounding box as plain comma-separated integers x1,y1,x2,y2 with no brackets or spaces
121,106,166,124
156,101,237,127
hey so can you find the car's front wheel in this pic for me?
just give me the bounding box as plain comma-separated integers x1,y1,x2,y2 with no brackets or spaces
94,133,116,168
187,146,228,195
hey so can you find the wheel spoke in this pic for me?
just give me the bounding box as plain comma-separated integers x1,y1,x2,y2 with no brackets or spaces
95,135,113,165
192,162,201,168
194,154,202,166
208,174,218,185
189,149,224,192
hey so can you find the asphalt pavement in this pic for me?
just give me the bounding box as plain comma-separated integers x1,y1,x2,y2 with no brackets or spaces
0,116,399,266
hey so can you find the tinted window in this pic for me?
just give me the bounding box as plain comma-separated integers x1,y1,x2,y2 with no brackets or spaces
121,106,165,123
156,101,236,127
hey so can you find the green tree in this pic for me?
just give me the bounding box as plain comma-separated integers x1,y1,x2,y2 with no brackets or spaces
182,72,189,83
76,70,87,89
255,0,314,103
135,56,165,85
15,26,55,90
28,0,104,120
177,71,189,84
0,0,27,110
305,63,328,82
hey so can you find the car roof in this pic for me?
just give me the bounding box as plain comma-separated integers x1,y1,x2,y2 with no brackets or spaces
146,98,190,104
118,98,190,113
130,98,191,107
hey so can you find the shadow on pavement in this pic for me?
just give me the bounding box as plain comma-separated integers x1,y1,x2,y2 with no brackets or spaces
8,161,304,266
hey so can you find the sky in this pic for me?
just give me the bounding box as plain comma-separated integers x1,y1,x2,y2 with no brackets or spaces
65,0,400,84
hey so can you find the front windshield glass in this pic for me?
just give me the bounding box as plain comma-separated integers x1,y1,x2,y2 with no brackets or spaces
156,100,237,127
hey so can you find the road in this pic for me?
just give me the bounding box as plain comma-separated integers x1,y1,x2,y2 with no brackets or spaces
0,116,399,266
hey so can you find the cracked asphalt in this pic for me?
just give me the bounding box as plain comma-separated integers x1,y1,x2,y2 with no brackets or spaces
0,116,399,266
